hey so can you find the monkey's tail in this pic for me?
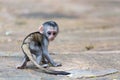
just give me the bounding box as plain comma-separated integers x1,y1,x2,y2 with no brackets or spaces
22,44,70,75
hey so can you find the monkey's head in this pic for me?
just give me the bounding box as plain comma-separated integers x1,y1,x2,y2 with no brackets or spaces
39,21,59,41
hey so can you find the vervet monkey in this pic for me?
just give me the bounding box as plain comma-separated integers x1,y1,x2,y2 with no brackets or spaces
17,21,70,75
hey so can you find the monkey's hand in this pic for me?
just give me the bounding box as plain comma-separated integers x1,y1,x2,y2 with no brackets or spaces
52,62,62,67
16,65,26,69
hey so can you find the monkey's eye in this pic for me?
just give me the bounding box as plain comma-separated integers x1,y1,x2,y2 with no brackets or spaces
47,32,57,36
47,32,51,35
53,32,57,36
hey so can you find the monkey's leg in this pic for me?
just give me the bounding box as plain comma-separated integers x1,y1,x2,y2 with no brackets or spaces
35,49,50,68
17,43,31,69
17,55,30,69
36,53,42,65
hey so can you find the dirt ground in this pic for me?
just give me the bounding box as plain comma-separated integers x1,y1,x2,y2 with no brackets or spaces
0,0,120,80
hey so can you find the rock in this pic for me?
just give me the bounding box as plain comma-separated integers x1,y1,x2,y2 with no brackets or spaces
5,31,13,36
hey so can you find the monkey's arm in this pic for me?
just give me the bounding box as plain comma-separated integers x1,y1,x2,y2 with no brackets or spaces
42,37,61,67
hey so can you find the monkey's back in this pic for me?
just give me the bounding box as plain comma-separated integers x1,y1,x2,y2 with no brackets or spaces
23,32,43,45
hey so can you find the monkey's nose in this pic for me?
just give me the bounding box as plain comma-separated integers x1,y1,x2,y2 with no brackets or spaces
49,37,54,41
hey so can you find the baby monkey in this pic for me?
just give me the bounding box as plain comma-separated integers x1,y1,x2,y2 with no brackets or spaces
17,21,70,75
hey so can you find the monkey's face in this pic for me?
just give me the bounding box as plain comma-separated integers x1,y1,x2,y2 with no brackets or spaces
46,26,58,41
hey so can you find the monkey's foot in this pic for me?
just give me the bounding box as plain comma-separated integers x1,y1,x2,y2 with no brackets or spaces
52,62,62,67
16,65,26,69
41,64,49,68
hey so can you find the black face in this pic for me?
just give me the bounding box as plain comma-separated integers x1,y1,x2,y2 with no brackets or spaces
46,26,58,41
42,21,59,41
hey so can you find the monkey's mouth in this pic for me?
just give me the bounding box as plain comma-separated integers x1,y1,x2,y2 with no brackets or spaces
49,38,54,41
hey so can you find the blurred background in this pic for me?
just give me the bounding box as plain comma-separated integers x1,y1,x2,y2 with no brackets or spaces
0,0,120,53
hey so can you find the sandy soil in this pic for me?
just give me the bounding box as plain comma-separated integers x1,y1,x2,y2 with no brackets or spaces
0,0,120,80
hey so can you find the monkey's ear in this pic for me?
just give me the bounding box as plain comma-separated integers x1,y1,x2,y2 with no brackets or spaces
39,25,44,33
